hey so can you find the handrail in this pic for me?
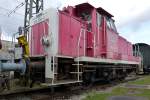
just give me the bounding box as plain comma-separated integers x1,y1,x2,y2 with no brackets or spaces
77,28,86,81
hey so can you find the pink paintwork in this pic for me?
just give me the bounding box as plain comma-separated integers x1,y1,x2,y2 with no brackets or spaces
30,20,48,56
58,11,86,57
118,36,128,60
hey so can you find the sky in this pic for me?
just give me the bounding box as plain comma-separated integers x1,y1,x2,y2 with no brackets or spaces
0,0,150,44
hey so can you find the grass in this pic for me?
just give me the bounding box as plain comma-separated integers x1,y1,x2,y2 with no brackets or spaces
83,87,150,100
83,75,150,100
84,93,111,100
128,75,150,85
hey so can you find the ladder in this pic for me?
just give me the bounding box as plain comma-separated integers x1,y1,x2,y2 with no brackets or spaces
51,56,58,84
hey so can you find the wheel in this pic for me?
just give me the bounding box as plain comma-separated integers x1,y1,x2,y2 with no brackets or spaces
82,72,95,85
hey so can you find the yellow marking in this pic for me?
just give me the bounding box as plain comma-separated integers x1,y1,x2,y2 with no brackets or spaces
17,35,29,58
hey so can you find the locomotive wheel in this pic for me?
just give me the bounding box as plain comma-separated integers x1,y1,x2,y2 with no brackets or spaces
83,72,95,85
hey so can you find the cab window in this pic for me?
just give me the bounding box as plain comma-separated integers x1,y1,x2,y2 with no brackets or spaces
106,17,117,32
96,12,102,27
110,19,117,32
106,17,111,29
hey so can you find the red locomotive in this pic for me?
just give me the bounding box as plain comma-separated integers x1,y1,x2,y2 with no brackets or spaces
29,3,141,85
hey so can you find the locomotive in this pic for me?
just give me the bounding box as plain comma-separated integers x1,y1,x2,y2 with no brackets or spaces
28,3,141,84
0,3,142,91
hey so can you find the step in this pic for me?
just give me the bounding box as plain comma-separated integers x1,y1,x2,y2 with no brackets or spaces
70,72,83,74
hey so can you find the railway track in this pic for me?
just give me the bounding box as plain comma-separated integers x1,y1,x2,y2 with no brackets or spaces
0,75,141,100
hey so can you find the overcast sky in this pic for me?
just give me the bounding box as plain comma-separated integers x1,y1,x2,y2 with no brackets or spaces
0,0,150,44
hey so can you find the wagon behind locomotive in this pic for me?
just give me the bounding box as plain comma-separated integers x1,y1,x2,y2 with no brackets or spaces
133,43,150,74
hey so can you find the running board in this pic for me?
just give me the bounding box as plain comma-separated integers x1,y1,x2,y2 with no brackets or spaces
74,56,140,65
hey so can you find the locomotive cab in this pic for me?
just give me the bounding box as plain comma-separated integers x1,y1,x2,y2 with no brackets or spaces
75,3,93,31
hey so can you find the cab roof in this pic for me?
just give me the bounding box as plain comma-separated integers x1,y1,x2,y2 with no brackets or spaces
75,2,94,9
97,7,113,18
75,3,113,18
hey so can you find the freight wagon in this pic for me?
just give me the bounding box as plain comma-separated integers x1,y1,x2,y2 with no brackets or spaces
133,43,150,74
